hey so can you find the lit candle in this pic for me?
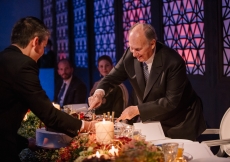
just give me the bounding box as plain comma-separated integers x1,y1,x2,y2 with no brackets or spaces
109,146,119,156
96,151,100,158
95,118,114,144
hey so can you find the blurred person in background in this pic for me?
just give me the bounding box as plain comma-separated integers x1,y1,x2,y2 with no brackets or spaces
90,55,129,118
54,59,87,108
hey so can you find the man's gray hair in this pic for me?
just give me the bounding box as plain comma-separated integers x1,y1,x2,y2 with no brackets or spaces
129,23,158,41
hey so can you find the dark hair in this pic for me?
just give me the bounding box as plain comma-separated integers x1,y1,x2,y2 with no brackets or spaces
97,55,113,66
11,16,50,48
129,23,158,41
58,59,73,68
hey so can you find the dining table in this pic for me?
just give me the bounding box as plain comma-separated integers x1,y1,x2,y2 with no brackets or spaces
67,108,230,162
151,138,230,162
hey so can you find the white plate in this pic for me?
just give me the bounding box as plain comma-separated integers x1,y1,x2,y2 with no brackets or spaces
191,157,230,162
151,139,193,145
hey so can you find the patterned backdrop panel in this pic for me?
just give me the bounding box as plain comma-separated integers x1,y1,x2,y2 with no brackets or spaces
56,0,69,60
123,0,151,50
43,0,54,41
94,0,116,66
222,0,230,77
73,0,88,68
163,0,205,75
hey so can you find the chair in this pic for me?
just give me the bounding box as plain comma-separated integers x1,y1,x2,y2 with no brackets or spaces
201,107,230,157
118,83,129,109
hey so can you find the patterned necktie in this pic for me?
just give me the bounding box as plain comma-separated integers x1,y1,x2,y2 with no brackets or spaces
143,62,149,83
57,83,66,106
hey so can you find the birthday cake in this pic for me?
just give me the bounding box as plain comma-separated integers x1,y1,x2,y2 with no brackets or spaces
36,127,72,148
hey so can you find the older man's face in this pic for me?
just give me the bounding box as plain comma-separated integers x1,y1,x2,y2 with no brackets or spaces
128,29,155,62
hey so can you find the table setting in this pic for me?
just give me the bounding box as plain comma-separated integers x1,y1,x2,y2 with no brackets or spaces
19,104,230,162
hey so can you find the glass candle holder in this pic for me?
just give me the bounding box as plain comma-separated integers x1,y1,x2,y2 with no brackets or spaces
162,142,178,162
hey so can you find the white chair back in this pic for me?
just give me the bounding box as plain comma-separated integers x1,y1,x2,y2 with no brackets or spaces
220,107,230,156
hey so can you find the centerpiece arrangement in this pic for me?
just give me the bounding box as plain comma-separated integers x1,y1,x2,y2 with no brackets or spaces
19,110,164,162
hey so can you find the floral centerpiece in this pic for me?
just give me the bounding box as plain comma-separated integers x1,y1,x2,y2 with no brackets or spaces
18,110,44,138
19,111,164,162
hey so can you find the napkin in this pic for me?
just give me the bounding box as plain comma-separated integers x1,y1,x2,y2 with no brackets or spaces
134,121,165,141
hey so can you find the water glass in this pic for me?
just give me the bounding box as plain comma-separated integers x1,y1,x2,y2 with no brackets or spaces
114,125,125,137
139,134,146,141
162,142,178,162
121,126,133,138
63,106,71,114
132,129,142,140
177,143,184,157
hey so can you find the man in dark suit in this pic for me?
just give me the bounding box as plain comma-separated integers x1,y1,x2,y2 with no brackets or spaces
54,59,87,107
0,17,94,161
89,23,206,140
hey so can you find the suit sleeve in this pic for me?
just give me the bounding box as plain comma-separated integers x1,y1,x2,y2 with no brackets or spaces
97,49,130,95
14,60,82,137
72,80,87,103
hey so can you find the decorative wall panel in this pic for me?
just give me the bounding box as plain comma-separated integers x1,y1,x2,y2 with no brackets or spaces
43,0,54,42
73,0,88,67
222,0,230,77
56,0,69,60
122,0,151,50
94,0,116,66
163,0,205,75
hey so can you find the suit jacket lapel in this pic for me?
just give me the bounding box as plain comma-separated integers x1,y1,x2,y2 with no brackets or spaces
143,43,163,99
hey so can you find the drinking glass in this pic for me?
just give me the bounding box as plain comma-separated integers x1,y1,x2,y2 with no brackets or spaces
63,105,71,114
162,142,178,162
177,143,184,157
114,125,124,137
121,126,133,138
175,142,184,162
139,135,146,141
132,129,142,140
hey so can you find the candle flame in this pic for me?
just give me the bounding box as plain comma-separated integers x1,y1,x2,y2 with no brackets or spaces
96,151,100,158
103,118,105,123
109,145,118,156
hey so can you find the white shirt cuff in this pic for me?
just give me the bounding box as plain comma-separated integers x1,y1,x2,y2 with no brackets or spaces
94,89,105,97
80,120,84,131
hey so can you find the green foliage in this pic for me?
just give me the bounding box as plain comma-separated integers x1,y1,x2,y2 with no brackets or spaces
18,112,44,138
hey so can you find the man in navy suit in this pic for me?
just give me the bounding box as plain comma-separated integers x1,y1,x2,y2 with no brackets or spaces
89,23,206,140
54,59,87,107
0,17,94,161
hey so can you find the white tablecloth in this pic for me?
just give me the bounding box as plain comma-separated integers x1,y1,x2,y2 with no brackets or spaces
183,142,214,159
150,139,229,161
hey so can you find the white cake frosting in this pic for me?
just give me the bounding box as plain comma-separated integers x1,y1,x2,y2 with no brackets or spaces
36,127,72,148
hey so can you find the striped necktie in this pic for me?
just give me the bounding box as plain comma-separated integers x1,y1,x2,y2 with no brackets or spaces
57,83,66,106
143,62,149,83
